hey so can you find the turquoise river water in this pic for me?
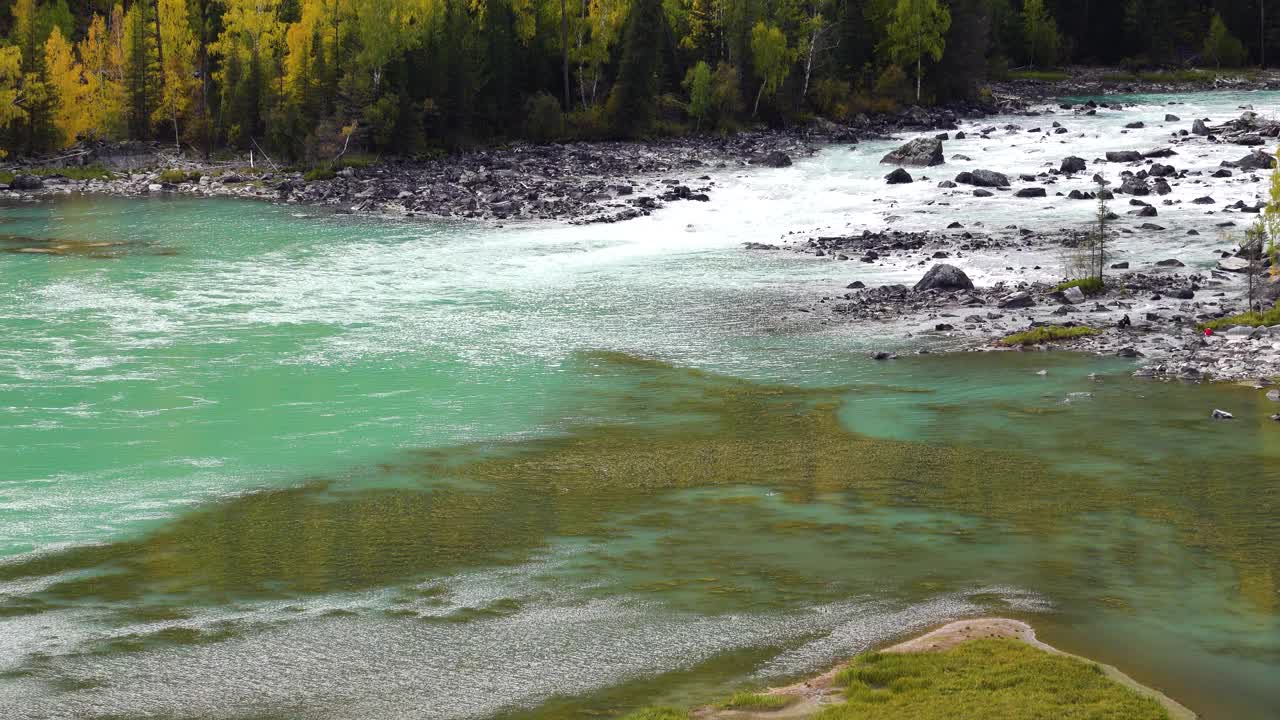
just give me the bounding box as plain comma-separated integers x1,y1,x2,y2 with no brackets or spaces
2,93,1279,720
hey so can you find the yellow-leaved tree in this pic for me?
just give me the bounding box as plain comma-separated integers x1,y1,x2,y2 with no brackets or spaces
77,11,128,141
0,46,26,157
155,0,199,146
44,27,93,147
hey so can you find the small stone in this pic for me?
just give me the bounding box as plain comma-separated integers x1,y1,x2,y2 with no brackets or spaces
1212,409,1234,420
998,291,1034,309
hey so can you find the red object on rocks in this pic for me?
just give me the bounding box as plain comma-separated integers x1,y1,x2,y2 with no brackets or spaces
1204,328,1213,337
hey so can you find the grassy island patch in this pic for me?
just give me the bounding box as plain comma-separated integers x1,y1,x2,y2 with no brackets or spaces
816,639,1169,720
1000,326,1101,346
1198,301,1280,331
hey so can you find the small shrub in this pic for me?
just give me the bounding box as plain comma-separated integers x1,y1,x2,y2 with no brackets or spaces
848,93,899,116
813,77,852,119
524,92,564,142
721,692,794,711
304,166,336,182
158,169,194,184
1203,13,1248,68
874,64,911,104
1000,326,1101,346
1055,278,1105,295
566,105,610,140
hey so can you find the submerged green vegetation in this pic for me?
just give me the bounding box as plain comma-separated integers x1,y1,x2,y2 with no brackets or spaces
816,640,1169,720
1000,326,1101,346
1,351,1276,638
619,708,687,720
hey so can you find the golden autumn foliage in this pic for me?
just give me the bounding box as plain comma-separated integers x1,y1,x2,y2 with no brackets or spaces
44,27,90,147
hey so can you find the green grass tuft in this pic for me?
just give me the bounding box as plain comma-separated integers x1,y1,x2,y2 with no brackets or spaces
1198,301,1280,331
304,166,337,182
720,692,794,711
618,707,688,720
819,639,1169,720
1055,278,1106,296
1007,70,1070,82
1,165,114,184
1100,69,1259,85
1000,326,1101,347
158,169,198,184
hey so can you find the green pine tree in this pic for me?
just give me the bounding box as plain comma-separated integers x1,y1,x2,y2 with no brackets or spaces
608,0,665,137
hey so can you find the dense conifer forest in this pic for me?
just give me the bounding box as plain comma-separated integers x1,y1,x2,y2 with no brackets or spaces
0,0,1273,160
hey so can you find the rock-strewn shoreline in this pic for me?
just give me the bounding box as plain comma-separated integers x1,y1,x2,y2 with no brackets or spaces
990,66,1280,99
1,102,996,224
760,223,1280,390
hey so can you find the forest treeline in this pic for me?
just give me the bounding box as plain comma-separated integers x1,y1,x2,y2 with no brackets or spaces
0,0,1273,161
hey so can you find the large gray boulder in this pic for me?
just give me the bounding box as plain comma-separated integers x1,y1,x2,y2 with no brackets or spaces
9,174,43,190
1192,119,1210,136
1106,151,1143,163
1218,257,1251,272
881,137,945,167
998,291,1035,309
1119,176,1151,195
755,151,793,168
913,263,974,293
1235,149,1276,171
1060,156,1087,174
956,169,1010,188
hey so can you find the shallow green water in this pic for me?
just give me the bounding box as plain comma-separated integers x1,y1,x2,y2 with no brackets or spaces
0,185,1277,720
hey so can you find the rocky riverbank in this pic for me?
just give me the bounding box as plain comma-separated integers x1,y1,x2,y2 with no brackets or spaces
736,90,1280,394
990,66,1280,99
757,225,1280,391
0,101,1004,225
